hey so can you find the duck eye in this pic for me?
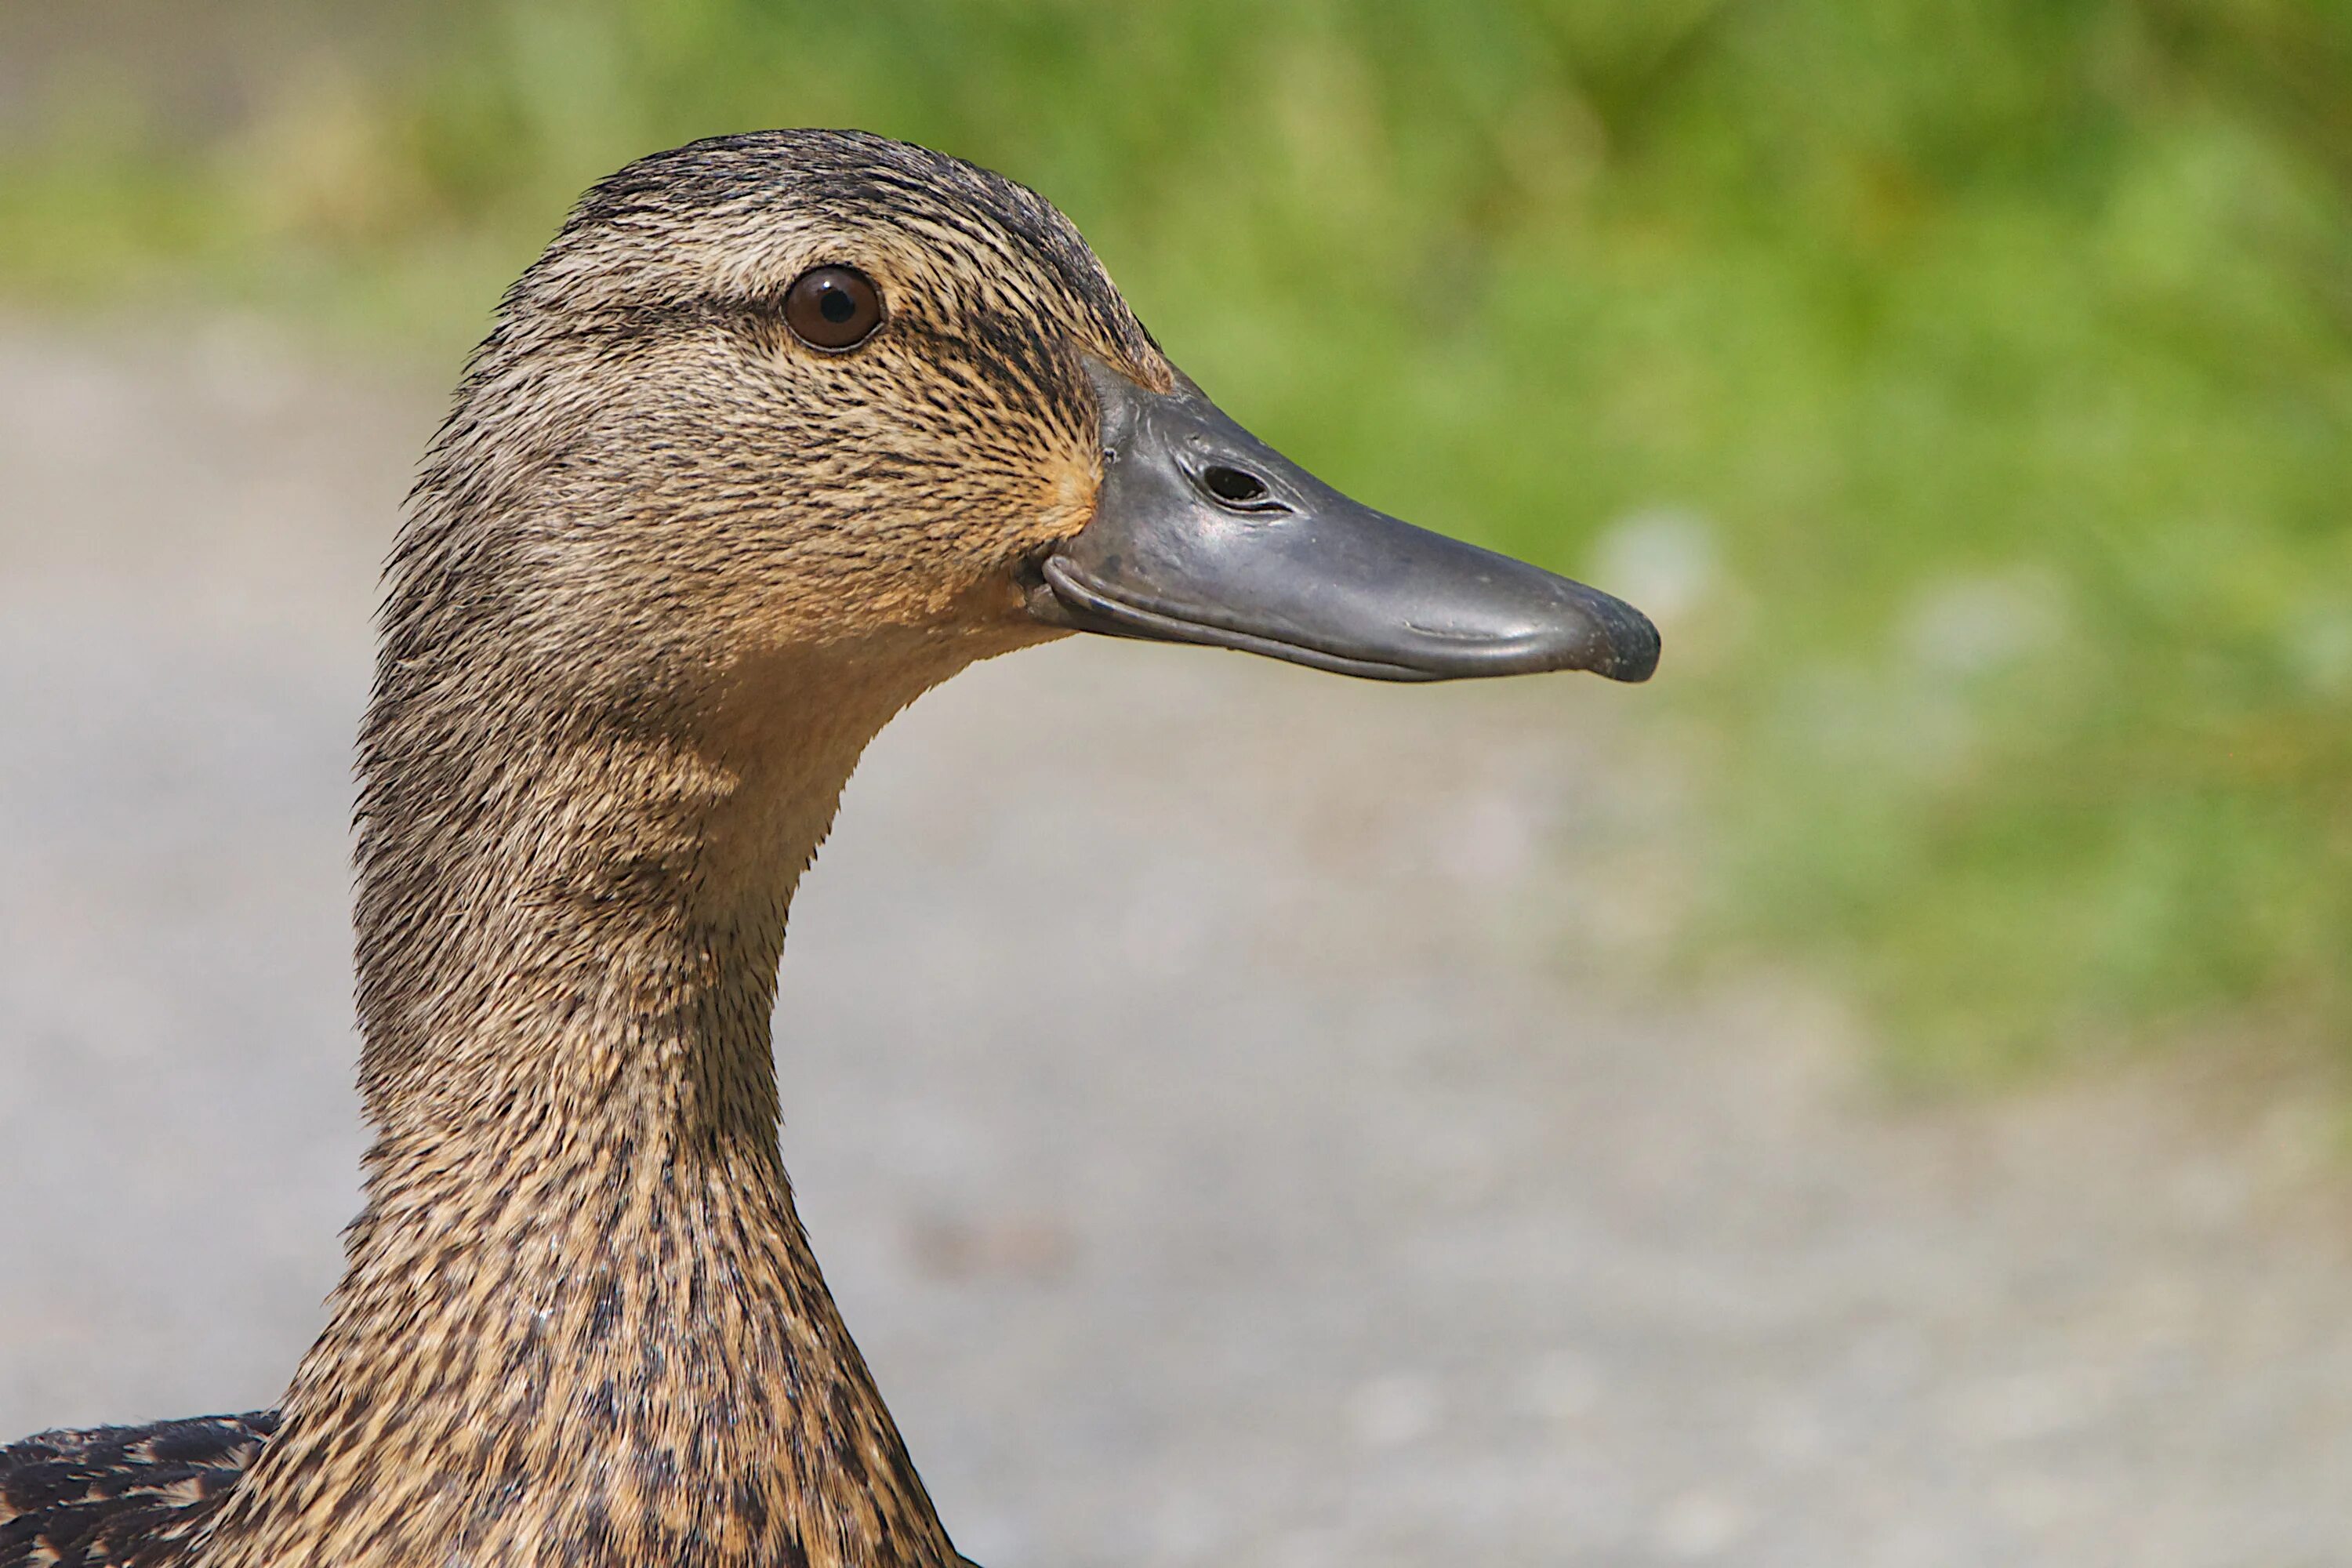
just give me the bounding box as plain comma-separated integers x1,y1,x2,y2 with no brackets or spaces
783,265,884,351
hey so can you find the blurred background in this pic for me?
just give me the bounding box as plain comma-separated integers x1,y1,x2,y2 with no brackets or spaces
3,2,2350,1563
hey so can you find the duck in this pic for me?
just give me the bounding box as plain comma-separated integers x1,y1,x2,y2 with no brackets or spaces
0,129,1657,1568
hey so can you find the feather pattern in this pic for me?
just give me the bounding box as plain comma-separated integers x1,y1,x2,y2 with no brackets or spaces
0,1414,278,1568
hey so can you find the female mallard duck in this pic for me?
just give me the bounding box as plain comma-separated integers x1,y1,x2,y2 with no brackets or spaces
0,129,1656,1568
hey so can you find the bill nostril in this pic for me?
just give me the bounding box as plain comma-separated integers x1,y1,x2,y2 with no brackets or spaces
1201,464,1271,506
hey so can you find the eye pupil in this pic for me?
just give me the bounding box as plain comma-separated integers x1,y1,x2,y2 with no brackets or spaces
784,264,884,350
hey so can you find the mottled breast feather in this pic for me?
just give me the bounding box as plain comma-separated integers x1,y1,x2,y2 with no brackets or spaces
0,1414,277,1568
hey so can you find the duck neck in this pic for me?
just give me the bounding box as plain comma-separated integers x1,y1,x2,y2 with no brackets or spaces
203,651,964,1568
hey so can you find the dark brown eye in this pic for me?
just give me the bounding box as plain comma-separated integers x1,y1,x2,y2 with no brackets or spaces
782,265,884,350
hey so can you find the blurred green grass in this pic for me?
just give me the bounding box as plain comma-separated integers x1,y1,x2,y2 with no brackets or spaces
5,0,2347,1079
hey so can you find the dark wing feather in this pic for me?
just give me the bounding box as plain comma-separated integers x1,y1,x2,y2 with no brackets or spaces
0,1413,277,1568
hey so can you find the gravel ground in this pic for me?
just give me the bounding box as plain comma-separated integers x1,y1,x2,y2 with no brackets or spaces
2,319,2349,1567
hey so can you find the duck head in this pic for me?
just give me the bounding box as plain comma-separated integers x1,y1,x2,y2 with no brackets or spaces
424,129,1657,729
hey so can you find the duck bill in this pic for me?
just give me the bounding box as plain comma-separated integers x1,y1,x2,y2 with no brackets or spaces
1025,359,1660,684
